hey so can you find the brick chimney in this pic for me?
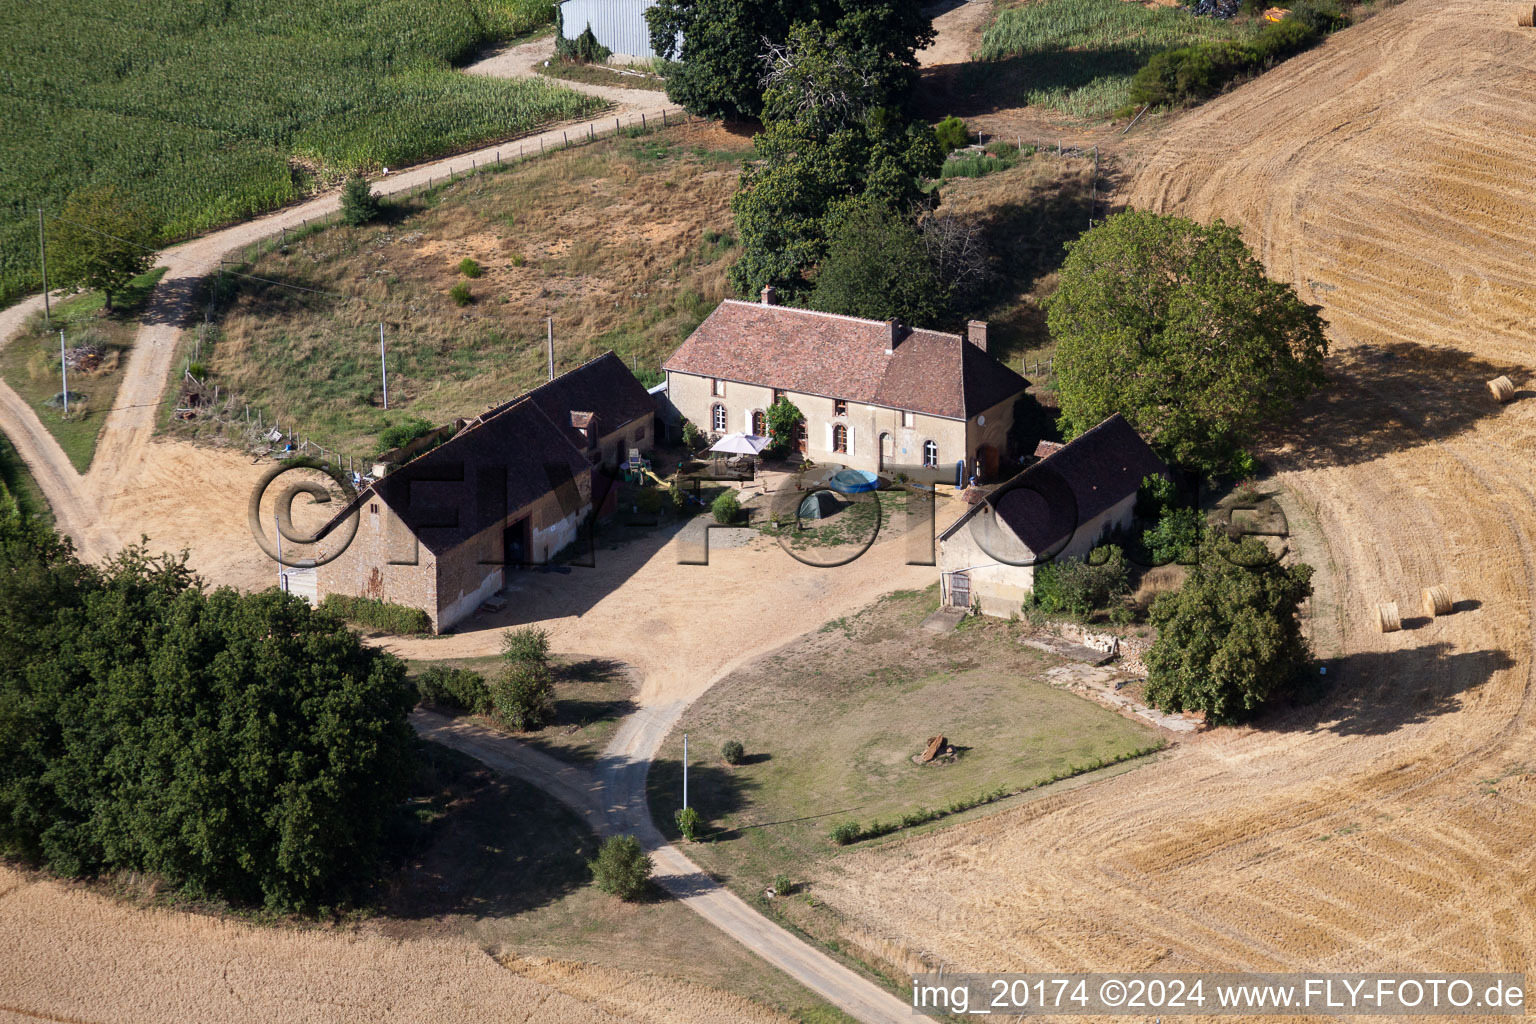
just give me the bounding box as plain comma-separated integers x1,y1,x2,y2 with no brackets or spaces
967,319,989,352
761,285,778,306
886,319,904,354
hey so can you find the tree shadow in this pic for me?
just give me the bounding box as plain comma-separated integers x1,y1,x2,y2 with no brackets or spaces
646,758,759,844
140,271,205,327
915,46,1153,121
559,656,629,684
1261,643,1515,737
1269,342,1528,470
383,743,593,921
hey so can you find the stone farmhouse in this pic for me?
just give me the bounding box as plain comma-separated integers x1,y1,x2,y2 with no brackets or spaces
936,414,1166,617
661,291,1031,481
313,352,654,633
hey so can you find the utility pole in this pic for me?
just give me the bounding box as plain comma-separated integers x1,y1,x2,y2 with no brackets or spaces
682,733,689,810
546,317,554,381
59,330,68,414
274,512,284,590
379,322,389,410
38,207,50,327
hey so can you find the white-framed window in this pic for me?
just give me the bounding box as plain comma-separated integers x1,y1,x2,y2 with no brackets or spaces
712,404,727,431
711,378,725,397
752,410,767,435
923,440,938,468
833,424,848,453
902,410,915,429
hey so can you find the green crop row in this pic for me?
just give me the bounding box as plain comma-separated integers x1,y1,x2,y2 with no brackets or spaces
0,0,589,307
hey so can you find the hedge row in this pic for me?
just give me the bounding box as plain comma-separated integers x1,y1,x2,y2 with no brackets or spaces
829,741,1168,845
317,594,432,635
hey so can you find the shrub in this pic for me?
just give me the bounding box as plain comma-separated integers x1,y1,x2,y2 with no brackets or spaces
558,22,612,64
316,594,432,634
589,834,651,899
1136,473,1178,521
450,281,473,306
414,665,491,713
1145,506,1203,566
681,419,705,450
763,397,803,458
457,257,482,278
675,805,701,841
376,415,436,455
721,739,745,765
1031,545,1130,619
771,872,794,896
711,490,739,525
933,115,969,152
1127,18,1320,110
829,821,861,845
490,661,555,730
501,625,551,667
341,175,380,226
187,361,208,380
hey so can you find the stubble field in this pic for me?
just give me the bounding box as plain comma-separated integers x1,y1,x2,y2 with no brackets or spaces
807,0,1536,983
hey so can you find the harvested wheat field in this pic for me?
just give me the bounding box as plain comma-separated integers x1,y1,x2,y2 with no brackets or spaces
0,862,793,1024
810,0,1536,982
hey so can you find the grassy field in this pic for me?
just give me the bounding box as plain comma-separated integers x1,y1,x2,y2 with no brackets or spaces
536,61,669,92
0,0,599,308
389,740,856,1022
172,121,750,457
0,268,165,472
972,0,1265,118
646,588,1163,955
0,431,51,523
407,653,639,766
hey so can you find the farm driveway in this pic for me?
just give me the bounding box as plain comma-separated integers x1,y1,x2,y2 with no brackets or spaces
403,524,941,1024
466,33,664,108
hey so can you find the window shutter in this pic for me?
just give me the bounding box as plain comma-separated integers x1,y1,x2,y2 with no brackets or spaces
825,423,834,451
744,409,752,433
846,426,855,456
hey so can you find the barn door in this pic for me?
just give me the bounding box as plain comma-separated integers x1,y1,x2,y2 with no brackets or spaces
949,572,971,609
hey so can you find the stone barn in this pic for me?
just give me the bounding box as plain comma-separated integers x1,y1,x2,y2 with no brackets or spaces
313,352,654,632
936,414,1166,617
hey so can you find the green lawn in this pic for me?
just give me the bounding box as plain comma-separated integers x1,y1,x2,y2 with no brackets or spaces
648,587,1163,909
388,740,856,1022
406,653,637,766
0,269,164,472
971,0,1266,118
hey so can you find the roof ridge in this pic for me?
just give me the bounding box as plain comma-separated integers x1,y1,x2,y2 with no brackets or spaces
718,298,963,341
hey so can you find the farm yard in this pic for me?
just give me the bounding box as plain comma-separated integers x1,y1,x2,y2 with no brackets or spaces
3,0,1536,1018
179,122,750,456
0,0,599,306
646,588,1164,977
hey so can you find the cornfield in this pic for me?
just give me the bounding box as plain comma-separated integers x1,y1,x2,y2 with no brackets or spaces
0,0,596,306
975,0,1263,117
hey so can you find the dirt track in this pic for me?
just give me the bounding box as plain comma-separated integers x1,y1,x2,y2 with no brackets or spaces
811,0,1536,981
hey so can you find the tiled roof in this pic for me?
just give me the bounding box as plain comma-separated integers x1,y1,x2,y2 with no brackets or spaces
318,351,652,555
662,300,1029,420
486,351,656,449
940,414,1166,554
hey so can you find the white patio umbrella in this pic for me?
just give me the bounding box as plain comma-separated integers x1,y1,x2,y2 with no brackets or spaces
709,433,771,455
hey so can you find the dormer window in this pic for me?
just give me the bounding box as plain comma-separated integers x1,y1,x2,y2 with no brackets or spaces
570,410,596,447
834,399,848,417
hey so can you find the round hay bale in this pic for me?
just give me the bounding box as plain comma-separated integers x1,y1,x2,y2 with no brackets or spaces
1378,602,1402,633
1488,376,1516,403
1521,5,1535,25
1423,585,1453,617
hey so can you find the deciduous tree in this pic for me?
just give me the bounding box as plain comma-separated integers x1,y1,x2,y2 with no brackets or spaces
1144,534,1315,725
1046,210,1328,476
50,185,157,312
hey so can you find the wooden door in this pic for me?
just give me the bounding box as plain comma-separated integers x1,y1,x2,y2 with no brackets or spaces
949,572,970,608
879,432,893,471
